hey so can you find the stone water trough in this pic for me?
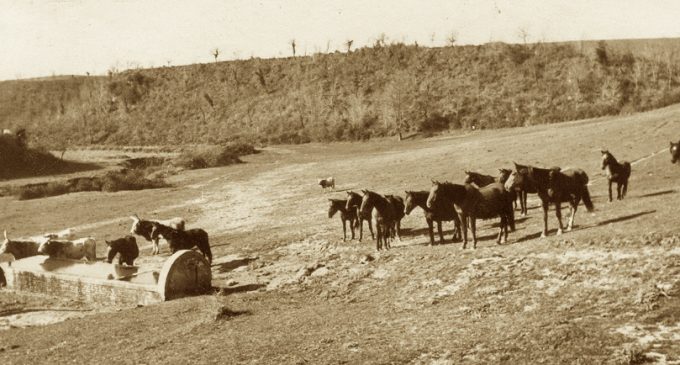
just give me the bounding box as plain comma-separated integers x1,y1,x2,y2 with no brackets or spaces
0,250,211,306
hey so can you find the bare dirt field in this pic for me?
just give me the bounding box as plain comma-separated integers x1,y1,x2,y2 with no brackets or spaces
1,105,679,364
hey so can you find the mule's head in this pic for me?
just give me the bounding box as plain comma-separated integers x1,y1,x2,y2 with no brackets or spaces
404,191,417,215
504,168,525,192
463,171,474,185
105,240,117,264
359,190,374,217
671,142,680,164
601,149,612,170
426,181,441,209
37,239,58,256
328,199,342,218
129,215,141,235
345,191,360,210
498,168,512,184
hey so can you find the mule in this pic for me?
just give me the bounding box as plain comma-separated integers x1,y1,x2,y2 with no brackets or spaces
150,223,212,264
319,177,335,190
359,190,400,250
466,169,519,210
505,163,593,238
601,149,631,202
328,198,357,241
38,237,97,261
130,214,185,255
0,230,40,260
105,235,139,266
427,181,514,249
345,191,375,241
671,141,680,164
404,190,461,246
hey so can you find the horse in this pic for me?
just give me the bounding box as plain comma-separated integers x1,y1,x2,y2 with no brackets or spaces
671,141,680,164
149,222,212,264
427,181,514,249
505,162,593,238
601,149,631,202
130,214,185,255
345,191,375,241
328,198,357,241
466,169,519,210
359,190,400,250
105,235,139,266
404,190,461,245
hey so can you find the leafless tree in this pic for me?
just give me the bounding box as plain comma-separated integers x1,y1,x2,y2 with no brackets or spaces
212,48,220,62
446,30,458,46
517,27,530,44
345,39,354,53
290,39,297,57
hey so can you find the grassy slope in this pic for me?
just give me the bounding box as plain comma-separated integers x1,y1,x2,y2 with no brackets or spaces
0,105,679,363
3,38,680,147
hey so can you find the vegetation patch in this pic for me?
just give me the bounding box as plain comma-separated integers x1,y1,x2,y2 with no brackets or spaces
9,168,167,200
175,142,258,170
0,134,97,180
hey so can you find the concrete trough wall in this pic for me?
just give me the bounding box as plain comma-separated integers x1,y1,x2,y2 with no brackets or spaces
1,250,211,305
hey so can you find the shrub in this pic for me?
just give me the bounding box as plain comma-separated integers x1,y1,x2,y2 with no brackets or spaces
175,142,258,169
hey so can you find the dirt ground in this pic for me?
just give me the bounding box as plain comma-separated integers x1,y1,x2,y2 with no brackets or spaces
1,105,679,364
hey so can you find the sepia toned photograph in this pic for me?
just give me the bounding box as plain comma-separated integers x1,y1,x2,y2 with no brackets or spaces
1,1,679,363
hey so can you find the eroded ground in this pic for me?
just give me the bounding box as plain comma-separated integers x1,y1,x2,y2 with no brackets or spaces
1,106,679,364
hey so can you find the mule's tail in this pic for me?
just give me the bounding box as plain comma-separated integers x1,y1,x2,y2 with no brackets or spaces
623,162,632,179
582,185,594,212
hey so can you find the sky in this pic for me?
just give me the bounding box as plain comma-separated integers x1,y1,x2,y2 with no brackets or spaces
2,0,680,80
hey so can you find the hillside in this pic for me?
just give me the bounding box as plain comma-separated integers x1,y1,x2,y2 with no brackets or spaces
2,38,680,147
0,104,679,363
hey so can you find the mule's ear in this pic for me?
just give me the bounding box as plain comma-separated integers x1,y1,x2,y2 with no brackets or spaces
464,170,469,174
3,230,7,240
130,215,140,221
600,149,607,154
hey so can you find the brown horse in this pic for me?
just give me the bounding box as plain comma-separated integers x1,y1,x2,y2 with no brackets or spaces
427,181,514,249
359,190,400,250
601,149,631,202
328,198,357,241
345,191,375,241
505,163,593,238
404,190,461,245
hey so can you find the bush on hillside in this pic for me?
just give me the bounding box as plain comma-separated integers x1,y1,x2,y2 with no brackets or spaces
175,142,258,170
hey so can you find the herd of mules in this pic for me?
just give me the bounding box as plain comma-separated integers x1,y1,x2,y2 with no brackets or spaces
328,146,679,251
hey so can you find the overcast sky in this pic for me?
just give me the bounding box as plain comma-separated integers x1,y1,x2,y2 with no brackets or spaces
2,0,679,80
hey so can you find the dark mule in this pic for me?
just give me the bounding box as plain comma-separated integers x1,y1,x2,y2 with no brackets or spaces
384,194,405,240
359,190,400,250
404,190,461,246
466,169,519,210
106,236,139,266
601,149,631,202
150,223,212,264
328,198,358,241
345,191,375,241
505,163,594,238
427,181,514,249
671,141,680,164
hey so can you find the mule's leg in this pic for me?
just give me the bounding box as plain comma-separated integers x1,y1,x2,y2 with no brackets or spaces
427,218,435,246
470,216,478,249
351,218,357,240
567,201,578,231
622,180,629,199
521,190,528,216
342,219,347,241
375,224,382,250
358,218,364,242
497,215,505,244
152,238,159,255
608,180,613,202
396,220,402,241
555,201,564,235
368,218,375,240
541,199,549,238
437,220,445,245
461,214,469,249
617,182,624,200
